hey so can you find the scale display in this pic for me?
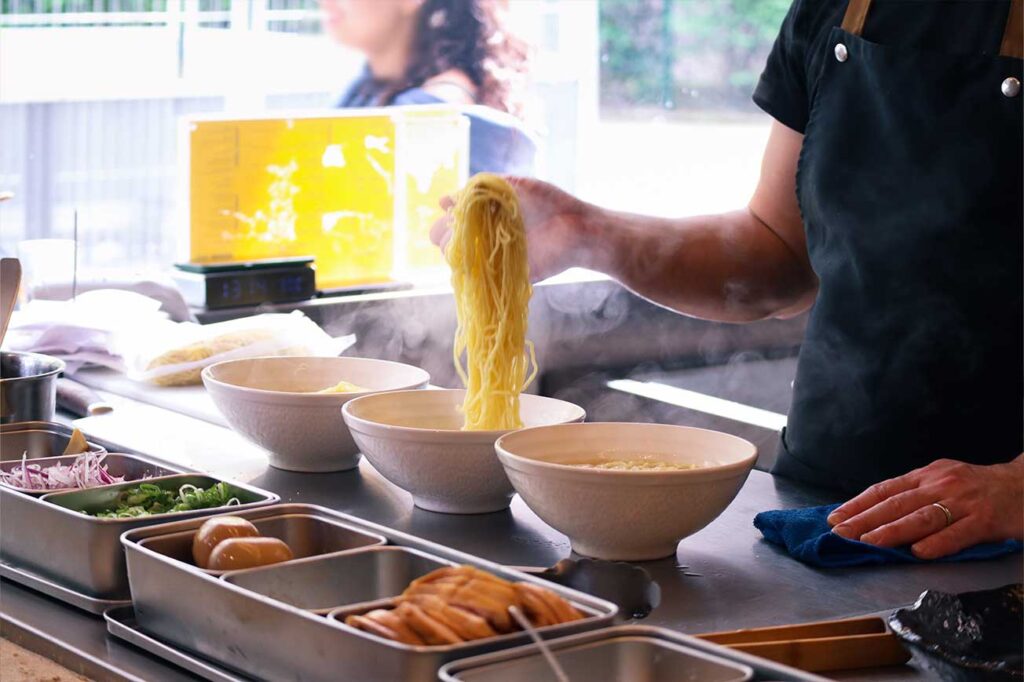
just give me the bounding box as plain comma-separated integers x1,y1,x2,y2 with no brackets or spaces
172,258,317,309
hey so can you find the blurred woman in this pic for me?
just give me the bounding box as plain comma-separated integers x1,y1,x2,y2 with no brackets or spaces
321,0,535,174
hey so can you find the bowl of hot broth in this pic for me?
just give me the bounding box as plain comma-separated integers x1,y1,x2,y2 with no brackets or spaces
203,356,429,472
342,389,584,514
495,422,757,561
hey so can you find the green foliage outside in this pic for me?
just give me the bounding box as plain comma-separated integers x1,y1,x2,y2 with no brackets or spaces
600,0,792,114
5,0,787,115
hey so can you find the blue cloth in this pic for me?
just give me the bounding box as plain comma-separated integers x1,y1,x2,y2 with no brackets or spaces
754,504,1023,568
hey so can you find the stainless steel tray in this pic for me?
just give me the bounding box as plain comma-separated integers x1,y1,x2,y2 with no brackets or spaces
442,629,754,682
122,503,619,682
139,510,387,578
222,545,450,614
0,452,183,496
0,473,279,601
0,421,106,461
105,606,252,682
440,625,831,682
0,560,130,615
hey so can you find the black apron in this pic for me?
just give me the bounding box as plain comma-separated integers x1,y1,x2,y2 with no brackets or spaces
774,0,1024,494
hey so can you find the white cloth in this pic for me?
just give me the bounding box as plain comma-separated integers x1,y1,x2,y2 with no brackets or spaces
30,276,194,323
2,290,169,374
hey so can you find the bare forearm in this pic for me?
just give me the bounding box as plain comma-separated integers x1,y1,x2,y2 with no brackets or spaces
565,203,817,323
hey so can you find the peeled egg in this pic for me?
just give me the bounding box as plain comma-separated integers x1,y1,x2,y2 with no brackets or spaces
192,516,260,568
207,537,294,571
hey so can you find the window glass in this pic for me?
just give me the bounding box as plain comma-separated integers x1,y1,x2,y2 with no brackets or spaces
0,0,788,277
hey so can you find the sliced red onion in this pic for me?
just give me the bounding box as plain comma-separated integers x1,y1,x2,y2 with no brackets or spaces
0,451,128,491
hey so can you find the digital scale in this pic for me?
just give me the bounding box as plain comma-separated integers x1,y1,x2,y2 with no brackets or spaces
173,256,317,310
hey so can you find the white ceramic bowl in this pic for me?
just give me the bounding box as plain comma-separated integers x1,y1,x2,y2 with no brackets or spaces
495,422,757,561
342,389,585,514
202,357,429,472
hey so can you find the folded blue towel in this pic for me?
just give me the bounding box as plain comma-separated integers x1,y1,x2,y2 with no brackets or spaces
754,504,1023,568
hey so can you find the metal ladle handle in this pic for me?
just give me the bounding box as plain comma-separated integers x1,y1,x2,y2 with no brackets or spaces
508,605,570,682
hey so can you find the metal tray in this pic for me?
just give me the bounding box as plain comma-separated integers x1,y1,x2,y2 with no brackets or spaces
223,545,451,614
0,473,278,601
0,560,130,615
0,452,183,496
122,504,618,682
0,421,106,461
139,511,387,578
105,606,253,682
440,625,832,682
442,631,753,682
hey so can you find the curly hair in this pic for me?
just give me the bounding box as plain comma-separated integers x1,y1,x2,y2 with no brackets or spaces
384,0,529,117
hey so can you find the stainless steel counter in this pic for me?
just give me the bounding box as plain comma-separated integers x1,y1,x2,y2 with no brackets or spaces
3,453,1020,681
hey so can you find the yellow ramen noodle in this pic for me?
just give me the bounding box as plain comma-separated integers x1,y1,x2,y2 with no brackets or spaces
571,460,702,472
448,173,537,430
145,330,301,386
315,380,368,394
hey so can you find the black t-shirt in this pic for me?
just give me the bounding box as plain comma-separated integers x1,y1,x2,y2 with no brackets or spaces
753,0,1013,133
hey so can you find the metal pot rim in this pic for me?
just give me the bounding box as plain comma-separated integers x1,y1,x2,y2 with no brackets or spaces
0,350,66,383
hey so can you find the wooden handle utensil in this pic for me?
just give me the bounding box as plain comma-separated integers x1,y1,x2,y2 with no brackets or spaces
697,616,910,673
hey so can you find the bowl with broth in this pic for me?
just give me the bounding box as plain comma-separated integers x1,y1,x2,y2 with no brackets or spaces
202,357,429,472
495,422,757,561
342,389,585,514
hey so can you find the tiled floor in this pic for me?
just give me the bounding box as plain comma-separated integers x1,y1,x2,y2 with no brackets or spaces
1,638,88,682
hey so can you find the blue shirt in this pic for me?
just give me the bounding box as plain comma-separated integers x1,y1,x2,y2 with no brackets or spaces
336,72,537,176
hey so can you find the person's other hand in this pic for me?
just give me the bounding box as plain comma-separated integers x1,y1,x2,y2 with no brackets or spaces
429,176,588,282
826,455,1024,559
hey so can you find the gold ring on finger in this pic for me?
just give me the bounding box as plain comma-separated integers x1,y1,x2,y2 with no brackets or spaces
931,502,953,527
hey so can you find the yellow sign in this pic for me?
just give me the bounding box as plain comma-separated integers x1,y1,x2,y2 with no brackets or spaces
183,107,468,289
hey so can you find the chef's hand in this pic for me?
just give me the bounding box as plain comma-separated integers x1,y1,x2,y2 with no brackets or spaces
827,454,1024,559
429,177,589,282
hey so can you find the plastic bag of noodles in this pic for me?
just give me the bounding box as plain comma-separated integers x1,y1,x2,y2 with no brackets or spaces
120,311,353,386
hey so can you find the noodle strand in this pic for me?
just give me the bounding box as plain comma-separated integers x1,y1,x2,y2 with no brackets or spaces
448,174,536,430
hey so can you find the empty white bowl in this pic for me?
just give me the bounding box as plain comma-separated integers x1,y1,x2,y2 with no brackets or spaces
342,389,585,514
203,357,429,472
495,423,757,561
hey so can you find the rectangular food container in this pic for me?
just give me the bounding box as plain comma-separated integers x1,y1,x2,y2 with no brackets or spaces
441,631,753,682
139,511,387,578
222,546,451,614
0,452,182,496
0,421,105,461
0,473,278,600
439,625,832,682
123,504,618,682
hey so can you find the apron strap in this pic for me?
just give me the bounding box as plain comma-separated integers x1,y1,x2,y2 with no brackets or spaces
842,0,1022,58
1001,0,1023,59
840,0,872,37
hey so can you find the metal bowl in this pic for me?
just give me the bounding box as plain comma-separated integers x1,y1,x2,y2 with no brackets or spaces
0,351,65,423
